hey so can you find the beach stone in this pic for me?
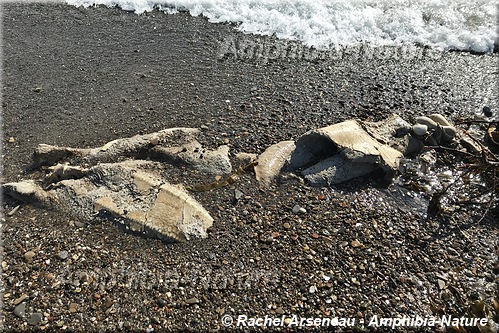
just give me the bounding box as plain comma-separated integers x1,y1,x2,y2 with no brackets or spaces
186,297,200,305
156,298,168,307
13,303,26,318
415,116,438,130
69,302,78,313
57,250,69,260
24,251,36,262
234,189,244,201
27,313,43,326
412,124,428,136
483,106,493,117
292,205,306,214
441,126,457,142
429,114,452,127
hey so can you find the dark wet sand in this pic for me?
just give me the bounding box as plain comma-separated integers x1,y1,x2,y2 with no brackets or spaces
2,3,498,332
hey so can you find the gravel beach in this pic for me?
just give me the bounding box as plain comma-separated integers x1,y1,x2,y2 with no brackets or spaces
2,3,499,332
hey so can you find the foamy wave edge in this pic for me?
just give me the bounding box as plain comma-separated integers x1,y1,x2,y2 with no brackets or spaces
65,0,498,53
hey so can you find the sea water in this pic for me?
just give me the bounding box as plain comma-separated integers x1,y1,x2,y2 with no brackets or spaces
66,0,497,53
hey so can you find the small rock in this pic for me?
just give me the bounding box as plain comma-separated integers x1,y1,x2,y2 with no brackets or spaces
412,124,428,136
69,302,77,313
104,296,113,308
483,106,493,117
429,114,452,126
351,239,363,248
57,250,69,260
283,222,291,229
27,313,43,326
437,279,446,290
415,116,438,130
151,316,161,324
74,221,85,228
79,272,89,282
309,285,317,293
13,303,26,318
156,298,168,307
24,251,36,262
234,189,244,201
186,297,199,305
8,137,15,143
292,205,306,214
441,126,457,142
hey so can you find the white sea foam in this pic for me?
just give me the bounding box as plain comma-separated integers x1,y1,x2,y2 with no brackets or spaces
66,0,498,53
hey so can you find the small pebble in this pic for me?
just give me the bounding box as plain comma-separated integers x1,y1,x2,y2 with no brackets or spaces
415,116,438,130
234,189,244,201
24,251,36,262
27,313,43,326
412,123,428,136
13,303,26,318
69,302,78,313
429,113,452,126
185,297,199,305
8,137,15,143
292,205,306,214
441,126,457,141
57,250,69,260
483,106,493,117
437,279,446,290
351,239,363,248
156,298,168,307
